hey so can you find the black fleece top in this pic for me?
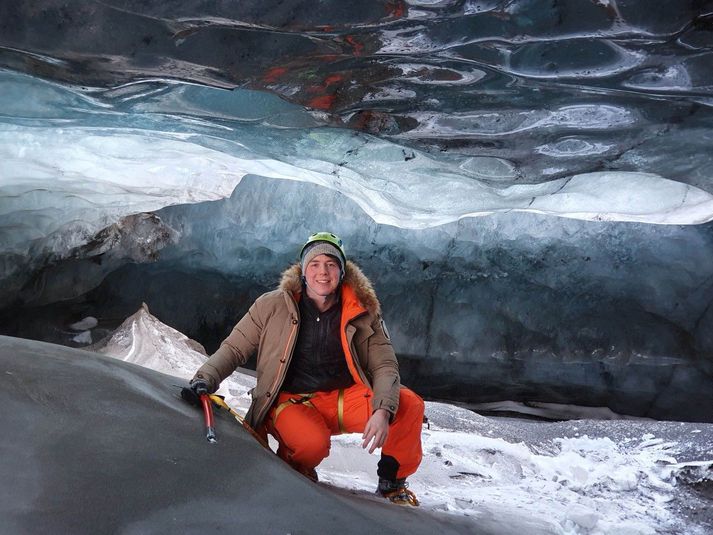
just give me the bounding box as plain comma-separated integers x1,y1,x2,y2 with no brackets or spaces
281,292,355,394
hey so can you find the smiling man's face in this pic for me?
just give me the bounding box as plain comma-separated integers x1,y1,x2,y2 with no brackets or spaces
304,254,341,300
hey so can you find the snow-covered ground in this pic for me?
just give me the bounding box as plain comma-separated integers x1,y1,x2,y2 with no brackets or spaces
88,306,712,535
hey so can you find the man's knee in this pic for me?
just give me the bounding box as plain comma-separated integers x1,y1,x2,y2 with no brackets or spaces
270,402,332,468
285,432,331,467
398,388,425,422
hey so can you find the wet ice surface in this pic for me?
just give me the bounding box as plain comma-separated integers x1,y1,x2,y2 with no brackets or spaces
2,2,712,185
93,307,713,535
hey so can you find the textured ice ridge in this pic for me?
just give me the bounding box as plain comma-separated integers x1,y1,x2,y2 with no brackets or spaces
2,119,713,264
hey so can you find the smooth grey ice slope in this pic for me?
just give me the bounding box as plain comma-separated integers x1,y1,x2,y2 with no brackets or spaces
0,335,475,535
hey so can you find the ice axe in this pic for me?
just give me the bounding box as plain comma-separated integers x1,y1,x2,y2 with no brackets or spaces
178,382,218,443
200,393,217,443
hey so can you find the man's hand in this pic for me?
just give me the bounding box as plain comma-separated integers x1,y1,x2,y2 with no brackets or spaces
362,408,390,454
190,379,209,395
180,379,211,406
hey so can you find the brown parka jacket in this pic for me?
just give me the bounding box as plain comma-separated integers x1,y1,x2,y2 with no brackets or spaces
192,260,401,430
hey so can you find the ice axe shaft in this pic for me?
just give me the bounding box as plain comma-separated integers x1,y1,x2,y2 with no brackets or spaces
200,394,217,443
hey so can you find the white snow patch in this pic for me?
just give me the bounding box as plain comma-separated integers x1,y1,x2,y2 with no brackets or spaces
71,330,92,344
319,418,699,534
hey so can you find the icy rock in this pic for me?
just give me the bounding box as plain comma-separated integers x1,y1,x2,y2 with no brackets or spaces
71,331,92,345
88,302,206,373
88,303,254,413
566,505,599,530
77,213,180,264
69,316,98,331
3,212,179,306
673,460,713,485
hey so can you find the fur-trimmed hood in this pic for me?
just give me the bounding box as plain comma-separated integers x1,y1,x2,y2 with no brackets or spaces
279,260,381,316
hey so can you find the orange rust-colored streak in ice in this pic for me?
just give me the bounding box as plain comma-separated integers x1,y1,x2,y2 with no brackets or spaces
308,95,336,110
263,67,288,83
324,74,343,86
306,84,324,94
386,1,406,18
345,36,364,56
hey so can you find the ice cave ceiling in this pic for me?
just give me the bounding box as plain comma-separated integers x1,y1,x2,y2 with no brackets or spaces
1,1,712,421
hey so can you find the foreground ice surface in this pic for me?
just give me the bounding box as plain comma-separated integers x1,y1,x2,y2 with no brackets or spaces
94,306,713,535
3,335,468,535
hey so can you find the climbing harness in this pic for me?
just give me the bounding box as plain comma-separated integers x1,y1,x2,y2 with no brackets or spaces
273,393,315,422
273,389,348,433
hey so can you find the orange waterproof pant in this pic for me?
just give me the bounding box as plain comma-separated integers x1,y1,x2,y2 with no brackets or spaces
266,383,424,480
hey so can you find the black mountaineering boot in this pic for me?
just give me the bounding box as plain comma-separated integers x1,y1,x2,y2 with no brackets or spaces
376,478,420,506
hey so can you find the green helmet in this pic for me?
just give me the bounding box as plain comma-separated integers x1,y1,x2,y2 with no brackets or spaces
300,231,346,267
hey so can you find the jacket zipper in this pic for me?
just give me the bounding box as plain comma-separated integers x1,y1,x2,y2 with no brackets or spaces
258,313,299,425
342,310,370,386
269,316,298,397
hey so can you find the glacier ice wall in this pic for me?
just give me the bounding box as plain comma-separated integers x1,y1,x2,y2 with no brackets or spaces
1,1,713,420
2,67,713,303
4,175,712,421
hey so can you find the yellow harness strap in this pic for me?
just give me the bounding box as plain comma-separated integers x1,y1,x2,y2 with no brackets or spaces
271,390,346,432
273,393,315,423
208,394,244,423
337,388,346,434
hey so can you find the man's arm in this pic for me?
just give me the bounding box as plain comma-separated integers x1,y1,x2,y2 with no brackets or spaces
366,315,401,418
362,408,391,453
191,300,264,392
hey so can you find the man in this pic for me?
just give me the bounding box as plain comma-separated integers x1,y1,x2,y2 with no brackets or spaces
188,232,424,506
